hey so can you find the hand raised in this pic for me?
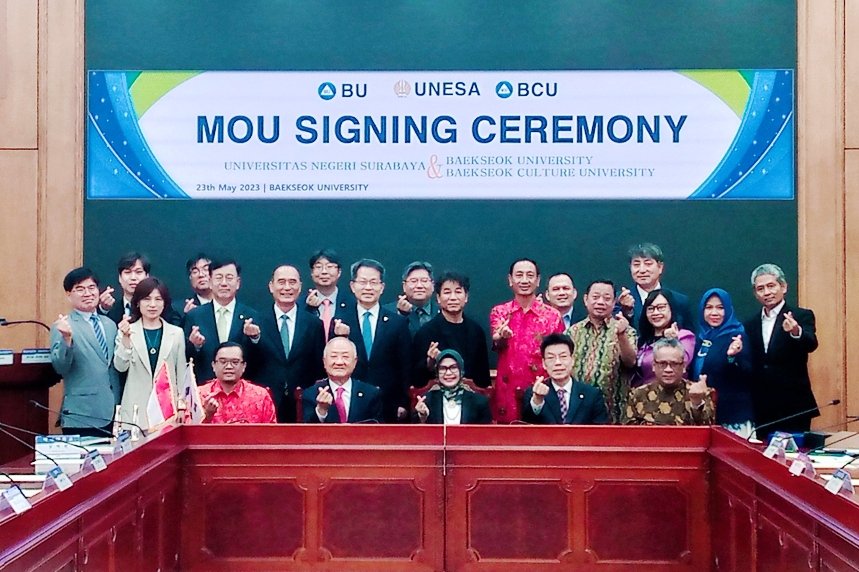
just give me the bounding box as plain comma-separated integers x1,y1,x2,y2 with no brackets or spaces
188,325,206,348
396,294,413,314
99,286,116,311
243,318,260,338
55,314,73,342
427,341,440,361
415,395,429,420
118,313,132,338
617,287,635,311
612,312,629,335
305,289,322,308
688,374,708,406
203,395,219,419
663,322,680,339
316,385,333,411
532,376,550,405
183,298,198,314
782,311,801,336
332,318,350,336
492,318,513,341
727,335,743,357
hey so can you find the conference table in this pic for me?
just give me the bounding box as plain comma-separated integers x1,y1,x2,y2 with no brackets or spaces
1,424,858,572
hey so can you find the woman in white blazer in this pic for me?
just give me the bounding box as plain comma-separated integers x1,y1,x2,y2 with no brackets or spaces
114,277,186,430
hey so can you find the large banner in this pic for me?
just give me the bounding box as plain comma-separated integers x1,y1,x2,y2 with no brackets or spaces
87,70,793,200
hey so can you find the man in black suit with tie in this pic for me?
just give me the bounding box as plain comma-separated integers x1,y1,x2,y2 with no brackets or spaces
244,265,326,422
616,243,695,332
172,253,214,325
523,333,609,425
382,261,440,337
184,258,257,384
743,264,819,435
332,259,411,423
303,337,383,423
303,249,356,339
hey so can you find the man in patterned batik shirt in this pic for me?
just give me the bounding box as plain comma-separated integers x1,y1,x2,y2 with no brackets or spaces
567,280,637,423
199,342,276,424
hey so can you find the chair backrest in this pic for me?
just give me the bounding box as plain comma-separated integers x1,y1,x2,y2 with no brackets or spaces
294,387,303,422
408,378,493,411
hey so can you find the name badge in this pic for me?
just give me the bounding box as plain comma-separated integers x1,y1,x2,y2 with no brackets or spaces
44,466,73,492
825,468,855,496
788,452,816,477
1,485,32,514
84,450,107,473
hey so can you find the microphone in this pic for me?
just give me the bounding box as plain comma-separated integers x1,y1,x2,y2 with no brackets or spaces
0,421,100,455
0,425,60,467
0,317,51,331
28,401,144,437
749,399,841,442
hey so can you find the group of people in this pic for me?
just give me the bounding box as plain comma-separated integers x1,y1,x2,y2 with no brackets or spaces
49,243,819,438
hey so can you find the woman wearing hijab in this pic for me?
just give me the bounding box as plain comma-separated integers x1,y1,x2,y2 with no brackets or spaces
414,349,492,424
694,288,754,437
634,289,696,387
114,277,186,430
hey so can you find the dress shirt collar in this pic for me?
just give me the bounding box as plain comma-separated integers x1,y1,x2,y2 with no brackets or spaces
210,378,247,397
213,298,237,315
319,287,338,305
274,303,298,322
551,378,573,393
762,300,786,320
73,309,95,320
328,378,352,394
357,303,380,319
637,282,662,304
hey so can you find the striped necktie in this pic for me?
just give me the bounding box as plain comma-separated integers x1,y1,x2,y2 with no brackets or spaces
558,388,568,421
90,314,109,360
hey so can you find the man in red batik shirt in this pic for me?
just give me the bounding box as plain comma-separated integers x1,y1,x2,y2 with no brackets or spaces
489,259,564,423
199,342,276,424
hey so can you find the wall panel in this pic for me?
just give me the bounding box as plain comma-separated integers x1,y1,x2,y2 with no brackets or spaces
0,0,37,148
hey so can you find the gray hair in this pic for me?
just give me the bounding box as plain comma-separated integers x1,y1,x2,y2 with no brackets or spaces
350,258,385,281
652,337,686,361
402,261,434,281
750,263,787,286
323,337,358,358
628,242,664,263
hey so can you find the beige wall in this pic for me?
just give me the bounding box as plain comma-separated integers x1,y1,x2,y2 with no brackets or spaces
0,0,83,429
0,1,856,429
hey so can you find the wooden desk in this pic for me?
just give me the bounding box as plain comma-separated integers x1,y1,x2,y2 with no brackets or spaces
1,426,858,572
0,355,59,464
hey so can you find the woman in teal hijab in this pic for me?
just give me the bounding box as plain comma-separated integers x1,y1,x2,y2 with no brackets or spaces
414,349,492,424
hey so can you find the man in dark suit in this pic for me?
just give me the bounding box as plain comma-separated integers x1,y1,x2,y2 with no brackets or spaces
743,264,819,435
172,253,213,325
245,265,326,422
302,249,356,339
184,258,257,384
333,258,411,422
544,272,586,330
522,333,609,425
616,243,694,332
303,337,383,423
99,251,182,326
382,261,440,337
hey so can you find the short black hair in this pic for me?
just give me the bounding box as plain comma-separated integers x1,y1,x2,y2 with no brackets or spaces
117,252,151,275
628,242,664,263
547,272,575,287
209,258,241,276
585,279,615,295
541,333,575,356
213,341,245,361
508,258,540,276
434,271,470,295
129,277,173,323
351,258,385,281
185,253,210,273
63,267,99,292
309,249,341,269
402,261,433,281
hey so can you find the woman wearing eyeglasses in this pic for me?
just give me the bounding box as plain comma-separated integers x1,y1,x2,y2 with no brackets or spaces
414,349,492,424
693,288,754,437
113,277,186,430
633,289,695,388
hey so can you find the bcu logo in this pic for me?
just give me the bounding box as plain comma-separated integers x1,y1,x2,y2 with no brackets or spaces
495,81,513,99
318,82,336,100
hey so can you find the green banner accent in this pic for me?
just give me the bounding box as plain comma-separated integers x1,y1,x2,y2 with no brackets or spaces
128,71,200,119
679,70,751,118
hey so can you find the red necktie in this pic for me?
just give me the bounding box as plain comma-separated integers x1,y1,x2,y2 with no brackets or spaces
334,386,347,423
321,299,333,338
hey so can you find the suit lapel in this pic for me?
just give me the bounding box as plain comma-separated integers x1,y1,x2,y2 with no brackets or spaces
565,383,584,424
201,303,218,341
72,311,107,365
291,310,309,360
460,391,472,424
347,382,365,422
264,307,288,362
545,386,562,424
228,302,250,340
131,322,152,374
156,321,176,371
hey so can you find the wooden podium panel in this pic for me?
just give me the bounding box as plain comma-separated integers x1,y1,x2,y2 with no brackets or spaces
444,426,712,572
179,425,446,572
0,355,60,464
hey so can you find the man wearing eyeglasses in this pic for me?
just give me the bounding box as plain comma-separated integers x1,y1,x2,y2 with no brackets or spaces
50,267,121,436
624,338,714,426
383,262,440,337
199,342,276,424
333,259,411,422
303,249,356,339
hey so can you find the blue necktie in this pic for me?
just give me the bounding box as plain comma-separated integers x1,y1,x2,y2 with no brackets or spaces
280,314,291,358
90,314,109,360
362,311,373,358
